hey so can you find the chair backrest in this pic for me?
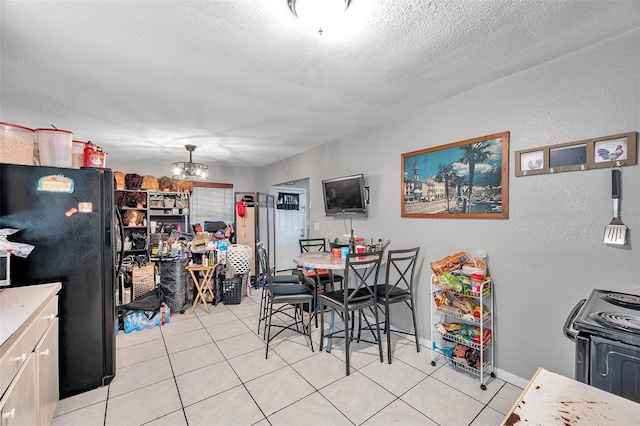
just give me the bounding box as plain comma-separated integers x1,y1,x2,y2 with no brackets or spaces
343,250,384,306
299,238,326,253
385,247,420,296
256,242,274,294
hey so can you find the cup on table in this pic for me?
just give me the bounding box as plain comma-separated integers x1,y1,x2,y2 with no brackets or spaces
332,248,341,258
340,247,349,258
356,245,365,259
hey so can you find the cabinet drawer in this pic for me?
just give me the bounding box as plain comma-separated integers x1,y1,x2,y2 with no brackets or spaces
0,353,37,426
35,297,58,343
0,323,36,401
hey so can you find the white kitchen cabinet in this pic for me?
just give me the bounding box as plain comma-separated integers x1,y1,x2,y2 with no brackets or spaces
0,283,61,426
36,319,58,426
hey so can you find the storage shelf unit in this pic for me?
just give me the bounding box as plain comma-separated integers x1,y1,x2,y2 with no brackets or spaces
115,190,150,260
430,274,495,390
148,191,190,251
234,192,275,282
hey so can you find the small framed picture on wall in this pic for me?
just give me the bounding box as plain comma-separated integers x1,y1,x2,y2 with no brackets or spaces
594,136,628,164
515,148,548,176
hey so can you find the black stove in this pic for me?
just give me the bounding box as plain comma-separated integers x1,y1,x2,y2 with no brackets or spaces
565,288,640,403
572,289,640,347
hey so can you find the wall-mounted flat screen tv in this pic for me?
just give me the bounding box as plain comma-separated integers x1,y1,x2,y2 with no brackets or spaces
322,174,368,216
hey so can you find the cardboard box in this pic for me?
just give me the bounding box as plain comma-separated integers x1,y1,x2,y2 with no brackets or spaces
192,239,207,248
196,232,211,242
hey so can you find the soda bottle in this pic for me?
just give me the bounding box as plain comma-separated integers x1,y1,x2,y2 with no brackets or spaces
349,230,355,254
161,303,167,326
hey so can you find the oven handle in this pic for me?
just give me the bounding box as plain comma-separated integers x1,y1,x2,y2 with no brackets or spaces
563,299,586,341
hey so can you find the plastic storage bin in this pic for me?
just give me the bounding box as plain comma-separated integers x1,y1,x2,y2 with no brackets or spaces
35,128,73,167
222,273,247,304
0,122,34,165
71,140,86,168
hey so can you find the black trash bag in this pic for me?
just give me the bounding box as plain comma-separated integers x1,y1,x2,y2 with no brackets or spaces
116,288,163,330
158,258,191,313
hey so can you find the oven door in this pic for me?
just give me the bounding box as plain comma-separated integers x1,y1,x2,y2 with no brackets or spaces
590,335,640,403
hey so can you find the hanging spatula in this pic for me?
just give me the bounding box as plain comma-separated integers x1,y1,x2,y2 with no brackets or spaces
603,168,627,245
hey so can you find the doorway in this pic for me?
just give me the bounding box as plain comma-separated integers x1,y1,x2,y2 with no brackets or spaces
273,184,308,272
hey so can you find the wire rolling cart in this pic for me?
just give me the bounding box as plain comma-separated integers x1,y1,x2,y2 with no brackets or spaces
430,273,495,390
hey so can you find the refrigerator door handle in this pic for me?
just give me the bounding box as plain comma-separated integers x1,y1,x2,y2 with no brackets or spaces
115,207,125,281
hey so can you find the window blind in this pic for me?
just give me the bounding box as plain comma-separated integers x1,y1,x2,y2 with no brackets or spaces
190,185,234,227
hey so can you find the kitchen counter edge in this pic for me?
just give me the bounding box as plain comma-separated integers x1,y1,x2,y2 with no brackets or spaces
0,282,62,358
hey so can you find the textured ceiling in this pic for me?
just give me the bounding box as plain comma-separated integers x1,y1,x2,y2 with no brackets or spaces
2,1,639,167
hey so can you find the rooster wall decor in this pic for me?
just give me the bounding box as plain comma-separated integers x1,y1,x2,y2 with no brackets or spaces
597,144,624,161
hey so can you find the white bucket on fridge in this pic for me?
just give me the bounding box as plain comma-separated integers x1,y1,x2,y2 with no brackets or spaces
35,128,73,167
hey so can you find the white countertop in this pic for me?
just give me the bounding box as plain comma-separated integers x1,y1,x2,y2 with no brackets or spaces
502,368,640,425
0,282,61,357
293,252,346,270
293,251,385,270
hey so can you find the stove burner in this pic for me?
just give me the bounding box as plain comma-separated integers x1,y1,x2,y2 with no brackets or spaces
590,311,640,334
600,293,640,310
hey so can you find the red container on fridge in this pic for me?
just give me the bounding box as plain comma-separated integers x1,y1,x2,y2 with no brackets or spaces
83,142,96,166
83,143,107,168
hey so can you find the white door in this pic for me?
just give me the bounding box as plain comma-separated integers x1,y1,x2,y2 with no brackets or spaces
274,187,307,271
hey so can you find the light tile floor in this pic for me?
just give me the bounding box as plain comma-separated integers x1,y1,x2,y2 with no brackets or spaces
52,289,523,426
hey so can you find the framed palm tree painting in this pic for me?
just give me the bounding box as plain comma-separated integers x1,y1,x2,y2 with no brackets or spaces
401,131,509,219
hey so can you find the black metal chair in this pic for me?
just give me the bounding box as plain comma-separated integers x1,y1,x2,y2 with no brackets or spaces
256,241,301,335
298,238,344,325
258,243,315,359
298,238,327,253
319,250,384,375
366,247,421,363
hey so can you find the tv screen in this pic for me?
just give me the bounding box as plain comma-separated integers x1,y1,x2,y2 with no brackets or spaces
322,174,368,216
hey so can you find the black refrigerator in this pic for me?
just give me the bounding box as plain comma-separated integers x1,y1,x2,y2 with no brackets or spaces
0,163,116,399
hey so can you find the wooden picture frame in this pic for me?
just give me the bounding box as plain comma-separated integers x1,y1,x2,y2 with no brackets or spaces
401,131,509,219
515,131,637,176
517,148,549,176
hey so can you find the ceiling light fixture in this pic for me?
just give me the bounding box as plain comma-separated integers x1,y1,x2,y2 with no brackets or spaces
172,145,209,181
288,0,351,35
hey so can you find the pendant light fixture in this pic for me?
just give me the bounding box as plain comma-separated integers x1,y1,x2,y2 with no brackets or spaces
288,0,351,35
172,145,208,181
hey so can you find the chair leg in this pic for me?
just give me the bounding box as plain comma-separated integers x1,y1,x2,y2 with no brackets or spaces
314,276,321,328
344,313,351,376
319,299,325,351
265,298,273,359
386,303,392,364
374,302,383,364
294,305,301,333
306,302,314,352
257,289,265,334
327,309,335,352
410,300,420,352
